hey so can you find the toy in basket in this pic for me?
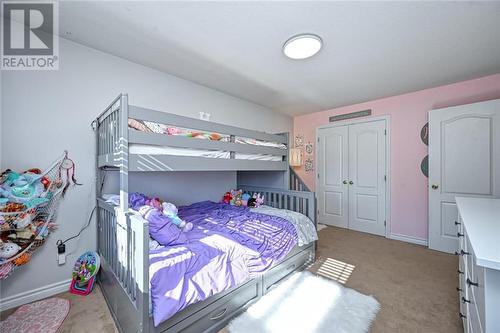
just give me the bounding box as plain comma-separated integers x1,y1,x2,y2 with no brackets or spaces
69,251,100,296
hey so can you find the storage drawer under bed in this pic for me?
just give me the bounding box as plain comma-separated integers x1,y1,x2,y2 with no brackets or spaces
163,278,261,333
263,245,313,294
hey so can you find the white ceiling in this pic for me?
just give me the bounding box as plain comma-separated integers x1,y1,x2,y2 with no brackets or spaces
59,1,500,116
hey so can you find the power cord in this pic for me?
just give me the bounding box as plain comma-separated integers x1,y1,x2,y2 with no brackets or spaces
57,206,96,246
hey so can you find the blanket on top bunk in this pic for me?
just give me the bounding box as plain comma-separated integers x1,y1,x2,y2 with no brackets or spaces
130,198,299,327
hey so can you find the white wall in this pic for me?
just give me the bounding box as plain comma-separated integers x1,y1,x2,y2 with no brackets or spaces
0,37,292,306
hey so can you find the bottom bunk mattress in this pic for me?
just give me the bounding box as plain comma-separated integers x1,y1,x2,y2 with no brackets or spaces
128,198,317,327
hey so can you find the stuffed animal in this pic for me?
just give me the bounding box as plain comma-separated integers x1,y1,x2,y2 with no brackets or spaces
247,197,257,207
249,193,264,208
0,170,45,204
146,197,163,210
230,189,242,206
162,202,193,232
241,193,251,206
0,242,21,259
222,192,232,204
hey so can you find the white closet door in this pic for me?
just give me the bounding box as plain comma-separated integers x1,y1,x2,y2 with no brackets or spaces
428,99,500,253
348,120,387,236
317,126,349,228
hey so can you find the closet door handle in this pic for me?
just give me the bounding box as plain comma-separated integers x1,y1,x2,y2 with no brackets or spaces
455,221,461,226
457,232,464,237
349,181,354,185
431,184,439,190
343,180,348,184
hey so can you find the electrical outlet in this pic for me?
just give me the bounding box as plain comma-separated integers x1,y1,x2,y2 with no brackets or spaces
57,241,66,265
58,253,66,265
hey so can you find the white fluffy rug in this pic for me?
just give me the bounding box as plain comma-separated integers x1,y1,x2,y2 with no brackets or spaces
229,271,379,333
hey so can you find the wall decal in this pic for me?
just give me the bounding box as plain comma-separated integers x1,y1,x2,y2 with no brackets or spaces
305,142,313,155
294,135,303,148
421,155,428,177
420,122,429,146
305,158,314,172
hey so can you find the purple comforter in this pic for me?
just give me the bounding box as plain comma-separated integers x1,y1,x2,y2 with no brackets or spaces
146,201,298,327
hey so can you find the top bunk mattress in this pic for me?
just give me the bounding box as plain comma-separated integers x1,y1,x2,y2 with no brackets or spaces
128,118,287,150
129,144,283,161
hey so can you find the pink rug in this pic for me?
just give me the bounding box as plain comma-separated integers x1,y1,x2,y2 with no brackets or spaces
1,297,70,333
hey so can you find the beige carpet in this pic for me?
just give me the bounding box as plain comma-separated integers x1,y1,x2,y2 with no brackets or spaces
1,226,461,333
309,226,461,333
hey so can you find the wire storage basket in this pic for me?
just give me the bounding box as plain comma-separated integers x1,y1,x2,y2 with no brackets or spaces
0,152,77,279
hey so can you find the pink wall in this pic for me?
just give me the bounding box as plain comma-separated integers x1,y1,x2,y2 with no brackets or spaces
293,73,500,241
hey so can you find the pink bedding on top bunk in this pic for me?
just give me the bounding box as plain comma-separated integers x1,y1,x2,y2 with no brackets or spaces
127,118,287,149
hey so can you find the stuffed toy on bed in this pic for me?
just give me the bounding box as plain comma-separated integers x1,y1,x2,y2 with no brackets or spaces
248,193,264,208
241,193,251,206
230,189,243,206
162,202,193,232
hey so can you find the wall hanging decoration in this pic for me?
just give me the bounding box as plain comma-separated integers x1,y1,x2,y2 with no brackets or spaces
294,135,303,148
420,122,429,146
305,158,314,172
0,151,80,279
305,142,314,155
421,155,429,177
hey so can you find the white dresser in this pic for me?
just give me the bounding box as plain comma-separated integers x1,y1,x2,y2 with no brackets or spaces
456,197,500,333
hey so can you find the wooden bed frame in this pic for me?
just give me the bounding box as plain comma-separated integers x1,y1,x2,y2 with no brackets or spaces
94,94,316,333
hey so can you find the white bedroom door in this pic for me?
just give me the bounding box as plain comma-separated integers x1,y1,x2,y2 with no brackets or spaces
348,120,387,236
428,99,500,253
317,126,349,228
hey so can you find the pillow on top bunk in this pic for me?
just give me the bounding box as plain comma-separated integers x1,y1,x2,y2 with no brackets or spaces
128,119,152,133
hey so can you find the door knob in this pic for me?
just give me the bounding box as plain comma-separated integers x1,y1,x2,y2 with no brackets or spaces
349,181,354,185
431,184,439,190
343,180,348,184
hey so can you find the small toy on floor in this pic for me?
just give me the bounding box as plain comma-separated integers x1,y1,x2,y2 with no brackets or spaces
69,251,100,296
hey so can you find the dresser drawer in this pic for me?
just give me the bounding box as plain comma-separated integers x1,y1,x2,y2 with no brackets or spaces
471,265,485,331
263,247,311,294
466,235,475,279
468,301,483,333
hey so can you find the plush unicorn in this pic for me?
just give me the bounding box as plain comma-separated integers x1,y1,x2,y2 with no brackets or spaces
162,202,193,232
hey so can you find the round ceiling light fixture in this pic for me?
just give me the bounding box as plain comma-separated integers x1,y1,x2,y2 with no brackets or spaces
283,33,322,60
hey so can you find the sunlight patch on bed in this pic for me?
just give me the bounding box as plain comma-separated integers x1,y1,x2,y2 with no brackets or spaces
316,257,355,284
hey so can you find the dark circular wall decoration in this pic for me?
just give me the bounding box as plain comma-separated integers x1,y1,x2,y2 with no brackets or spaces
420,122,429,146
421,155,429,177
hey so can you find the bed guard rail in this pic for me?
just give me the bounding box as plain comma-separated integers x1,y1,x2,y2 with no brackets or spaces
239,186,316,227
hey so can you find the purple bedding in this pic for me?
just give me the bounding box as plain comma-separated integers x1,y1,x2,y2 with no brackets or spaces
142,200,298,327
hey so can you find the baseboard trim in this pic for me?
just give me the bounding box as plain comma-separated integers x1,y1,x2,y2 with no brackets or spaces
0,279,72,312
389,233,428,246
